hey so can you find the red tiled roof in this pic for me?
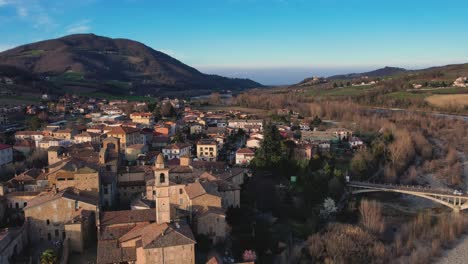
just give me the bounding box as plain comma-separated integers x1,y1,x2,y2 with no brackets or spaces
100,209,155,226
236,148,254,154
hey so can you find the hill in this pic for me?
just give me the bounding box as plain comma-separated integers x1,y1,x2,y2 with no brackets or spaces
327,66,407,80
0,34,261,97
290,63,468,113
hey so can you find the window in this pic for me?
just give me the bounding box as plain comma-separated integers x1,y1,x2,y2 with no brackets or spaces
179,189,183,194
62,231,66,239
179,198,183,205
75,200,79,210
23,202,27,207
160,173,165,184
47,233,51,241
46,219,50,225
152,190,156,195
55,229,59,237
103,186,109,195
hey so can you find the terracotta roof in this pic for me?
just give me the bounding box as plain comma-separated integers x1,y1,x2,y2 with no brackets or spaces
141,222,195,249
200,172,217,181
15,131,43,136
97,222,195,264
24,188,98,210
109,126,140,135
163,143,191,150
184,182,206,199
130,112,152,117
100,209,155,226
236,148,255,154
97,239,136,264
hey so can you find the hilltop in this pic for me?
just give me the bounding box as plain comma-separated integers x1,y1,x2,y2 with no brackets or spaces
327,66,407,80
0,34,261,98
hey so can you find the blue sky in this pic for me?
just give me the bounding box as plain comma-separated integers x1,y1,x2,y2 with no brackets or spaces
0,0,468,84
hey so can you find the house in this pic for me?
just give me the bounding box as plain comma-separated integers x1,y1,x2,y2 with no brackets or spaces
125,144,148,162
107,126,142,152
246,138,261,149
15,131,44,146
74,132,102,144
235,148,255,165
0,144,13,166
130,112,153,125
293,144,315,161
52,128,76,140
189,123,204,135
197,139,218,161
162,143,192,160
13,140,35,156
349,136,365,149
23,188,98,252
152,136,170,150
228,120,263,132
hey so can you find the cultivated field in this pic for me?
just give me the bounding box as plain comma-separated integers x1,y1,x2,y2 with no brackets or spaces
425,94,468,108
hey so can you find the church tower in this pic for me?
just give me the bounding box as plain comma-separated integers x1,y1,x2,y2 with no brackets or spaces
154,154,170,224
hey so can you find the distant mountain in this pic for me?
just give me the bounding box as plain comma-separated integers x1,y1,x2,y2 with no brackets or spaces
0,34,261,96
327,66,407,80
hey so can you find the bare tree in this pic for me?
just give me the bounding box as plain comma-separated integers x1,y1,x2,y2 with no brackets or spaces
359,199,384,234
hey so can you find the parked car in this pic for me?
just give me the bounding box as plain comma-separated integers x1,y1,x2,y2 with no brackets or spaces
453,189,464,196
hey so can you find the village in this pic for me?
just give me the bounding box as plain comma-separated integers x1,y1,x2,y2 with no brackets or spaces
0,93,366,263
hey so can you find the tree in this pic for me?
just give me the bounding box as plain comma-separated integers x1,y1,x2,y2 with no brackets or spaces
252,122,282,168
26,116,44,131
310,115,322,127
172,131,185,143
161,102,176,118
40,249,57,264
359,199,384,234
319,197,337,219
210,92,221,105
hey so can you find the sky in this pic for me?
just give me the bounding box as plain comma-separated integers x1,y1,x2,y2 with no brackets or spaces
0,0,468,84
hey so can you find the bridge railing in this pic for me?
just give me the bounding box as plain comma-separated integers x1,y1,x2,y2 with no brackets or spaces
348,181,458,196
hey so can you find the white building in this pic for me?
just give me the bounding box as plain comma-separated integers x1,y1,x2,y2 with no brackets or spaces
74,132,101,144
0,144,13,166
162,143,192,160
235,148,255,165
349,137,365,148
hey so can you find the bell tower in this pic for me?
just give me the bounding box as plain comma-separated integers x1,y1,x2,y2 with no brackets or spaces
154,154,170,224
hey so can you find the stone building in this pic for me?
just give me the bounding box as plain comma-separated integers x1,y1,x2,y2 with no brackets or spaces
23,188,98,252
107,126,142,152
97,155,196,263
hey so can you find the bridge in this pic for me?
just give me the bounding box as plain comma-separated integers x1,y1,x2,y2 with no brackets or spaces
348,181,468,212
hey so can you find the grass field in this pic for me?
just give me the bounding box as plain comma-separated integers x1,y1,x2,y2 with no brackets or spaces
306,85,377,97
425,94,468,108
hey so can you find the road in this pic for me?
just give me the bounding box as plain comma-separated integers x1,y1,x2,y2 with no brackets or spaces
435,152,468,264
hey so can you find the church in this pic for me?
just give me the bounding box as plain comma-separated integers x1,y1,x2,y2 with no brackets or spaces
97,154,231,263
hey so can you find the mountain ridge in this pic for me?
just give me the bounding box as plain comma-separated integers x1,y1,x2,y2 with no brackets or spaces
0,34,261,97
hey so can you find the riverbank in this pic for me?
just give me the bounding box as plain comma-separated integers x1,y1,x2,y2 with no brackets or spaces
436,234,468,264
